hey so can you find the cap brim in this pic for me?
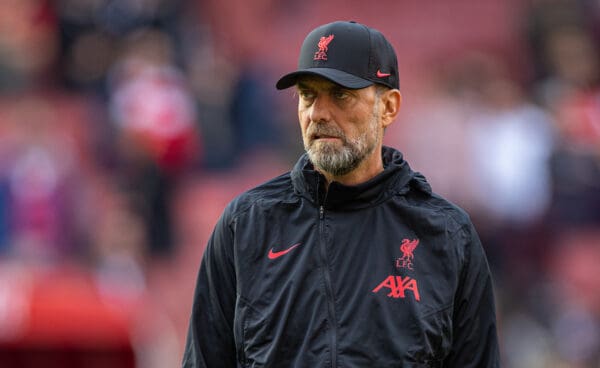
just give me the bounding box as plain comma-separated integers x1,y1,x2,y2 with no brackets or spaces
276,68,374,90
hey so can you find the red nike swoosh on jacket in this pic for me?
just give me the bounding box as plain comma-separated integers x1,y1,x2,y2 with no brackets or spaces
268,243,301,259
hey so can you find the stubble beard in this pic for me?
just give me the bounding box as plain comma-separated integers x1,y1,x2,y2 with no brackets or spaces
304,107,380,177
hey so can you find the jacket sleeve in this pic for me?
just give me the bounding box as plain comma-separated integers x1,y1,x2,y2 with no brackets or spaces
182,210,237,368
443,223,500,368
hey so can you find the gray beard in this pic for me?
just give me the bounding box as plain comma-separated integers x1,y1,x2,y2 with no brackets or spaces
306,136,371,177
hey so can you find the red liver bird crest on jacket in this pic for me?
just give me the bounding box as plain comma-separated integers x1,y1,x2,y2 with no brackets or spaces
314,34,334,60
396,238,419,270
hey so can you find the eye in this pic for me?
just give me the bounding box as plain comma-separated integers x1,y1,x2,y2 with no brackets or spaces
298,89,315,101
332,88,350,100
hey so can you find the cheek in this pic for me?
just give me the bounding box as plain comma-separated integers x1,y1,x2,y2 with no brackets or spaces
344,117,366,139
298,103,312,122
299,124,308,142
298,112,310,141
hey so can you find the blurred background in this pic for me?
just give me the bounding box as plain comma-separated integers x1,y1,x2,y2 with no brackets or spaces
0,0,599,367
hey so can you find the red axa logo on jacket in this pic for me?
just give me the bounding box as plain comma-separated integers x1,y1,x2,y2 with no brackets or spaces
372,275,420,301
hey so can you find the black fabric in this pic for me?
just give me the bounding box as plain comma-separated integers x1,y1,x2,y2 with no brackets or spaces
182,146,499,368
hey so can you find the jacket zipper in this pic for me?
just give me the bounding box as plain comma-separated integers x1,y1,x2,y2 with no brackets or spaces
319,204,338,367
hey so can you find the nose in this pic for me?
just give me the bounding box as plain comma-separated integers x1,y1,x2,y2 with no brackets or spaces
308,95,333,123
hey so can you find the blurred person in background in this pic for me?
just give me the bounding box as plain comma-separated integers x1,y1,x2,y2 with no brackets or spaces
108,28,201,257
0,105,85,261
183,21,499,368
0,0,96,262
460,53,555,283
525,0,600,228
541,26,600,227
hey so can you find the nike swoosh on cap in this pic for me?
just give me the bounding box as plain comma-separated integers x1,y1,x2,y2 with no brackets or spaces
268,243,301,260
376,70,391,78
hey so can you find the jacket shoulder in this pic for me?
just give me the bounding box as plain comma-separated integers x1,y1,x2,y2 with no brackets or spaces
428,192,473,233
223,171,295,221
403,176,474,237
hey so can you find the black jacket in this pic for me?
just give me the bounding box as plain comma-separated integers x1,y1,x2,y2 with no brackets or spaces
182,147,500,367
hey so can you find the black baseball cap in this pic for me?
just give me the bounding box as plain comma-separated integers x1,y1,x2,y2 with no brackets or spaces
276,21,399,90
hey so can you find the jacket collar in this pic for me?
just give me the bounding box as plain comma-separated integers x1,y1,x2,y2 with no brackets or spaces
291,146,431,210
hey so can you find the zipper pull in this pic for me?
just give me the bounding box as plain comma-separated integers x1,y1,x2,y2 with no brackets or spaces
319,205,324,220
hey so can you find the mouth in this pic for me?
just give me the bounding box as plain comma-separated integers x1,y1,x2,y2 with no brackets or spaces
311,133,341,142
312,137,341,147
308,124,344,145
315,135,339,140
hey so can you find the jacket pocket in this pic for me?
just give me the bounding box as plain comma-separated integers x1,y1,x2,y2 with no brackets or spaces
405,304,453,365
234,296,270,367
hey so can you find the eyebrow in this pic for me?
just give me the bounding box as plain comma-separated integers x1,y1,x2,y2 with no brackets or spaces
296,82,313,90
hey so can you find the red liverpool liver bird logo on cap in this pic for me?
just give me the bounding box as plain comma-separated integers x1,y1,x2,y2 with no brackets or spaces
396,238,419,270
314,34,334,61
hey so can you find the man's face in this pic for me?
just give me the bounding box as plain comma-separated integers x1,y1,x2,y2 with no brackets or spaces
296,77,383,177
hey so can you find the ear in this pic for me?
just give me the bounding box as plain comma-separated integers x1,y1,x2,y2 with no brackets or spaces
380,89,402,128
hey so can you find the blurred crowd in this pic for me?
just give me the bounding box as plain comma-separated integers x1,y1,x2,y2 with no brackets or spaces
0,0,599,367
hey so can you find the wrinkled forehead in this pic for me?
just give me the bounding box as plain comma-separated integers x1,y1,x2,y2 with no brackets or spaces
296,75,339,88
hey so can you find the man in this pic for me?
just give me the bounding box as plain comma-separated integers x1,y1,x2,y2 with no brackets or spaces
182,21,500,367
